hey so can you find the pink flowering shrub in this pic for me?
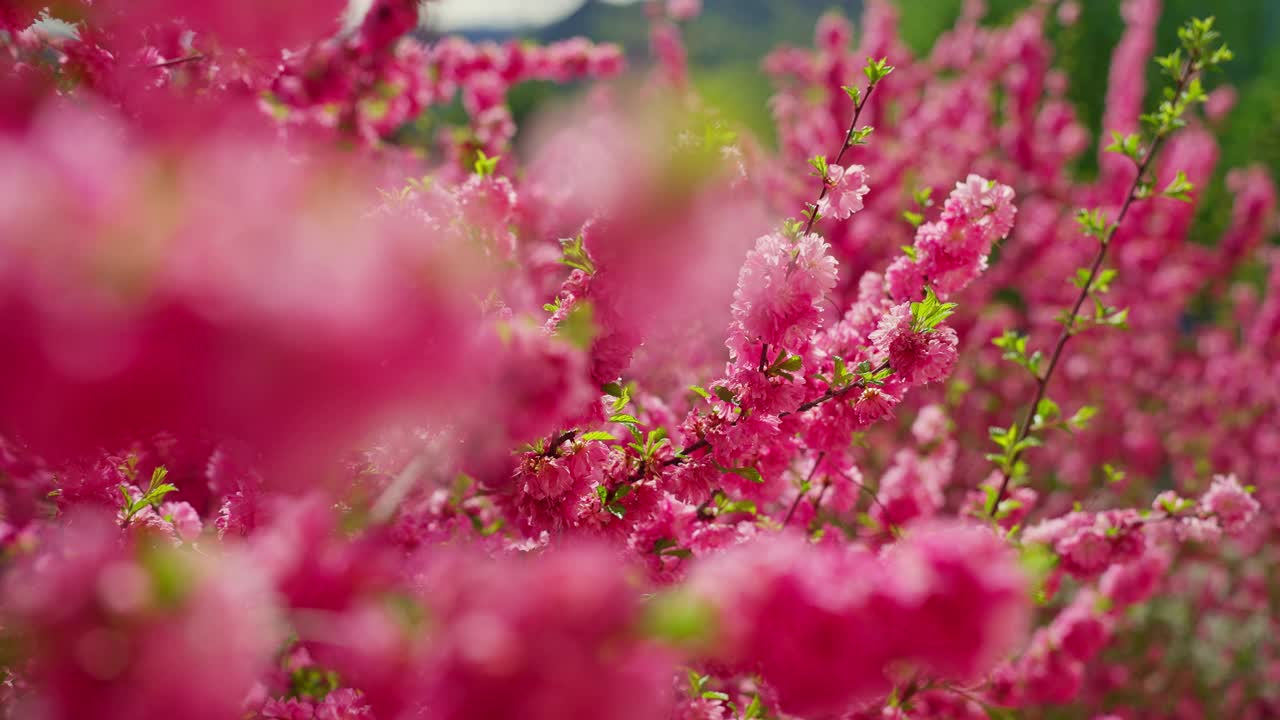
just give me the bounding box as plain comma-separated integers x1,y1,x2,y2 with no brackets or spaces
0,2,1274,720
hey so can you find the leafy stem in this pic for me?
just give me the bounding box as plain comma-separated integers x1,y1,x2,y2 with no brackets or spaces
800,58,893,236
989,22,1224,516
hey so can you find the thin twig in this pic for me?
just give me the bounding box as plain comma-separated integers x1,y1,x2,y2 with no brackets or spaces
802,82,879,236
145,54,207,70
783,451,826,526
989,58,1198,516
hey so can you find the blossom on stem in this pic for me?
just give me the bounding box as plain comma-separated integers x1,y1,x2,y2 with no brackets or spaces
817,164,871,220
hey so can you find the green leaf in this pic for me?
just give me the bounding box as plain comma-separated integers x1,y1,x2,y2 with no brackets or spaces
687,670,709,696
841,85,861,104
143,483,178,505
1093,268,1118,294
689,385,712,400
1014,436,1043,453
989,424,1016,450
863,56,895,84
472,150,500,177
1104,131,1142,163
1161,169,1195,202
808,155,829,179
148,465,169,493
719,465,764,484
849,125,875,146
902,210,924,227
609,413,640,425
558,235,596,275
1034,398,1060,428
778,355,803,372
1075,208,1110,240
909,286,957,333
713,386,737,405
981,484,1000,516
1068,405,1098,430
579,431,617,442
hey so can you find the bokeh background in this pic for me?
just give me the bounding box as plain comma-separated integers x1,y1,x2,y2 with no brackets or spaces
420,0,1280,248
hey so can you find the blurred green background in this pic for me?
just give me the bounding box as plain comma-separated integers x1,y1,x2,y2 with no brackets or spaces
439,0,1279,245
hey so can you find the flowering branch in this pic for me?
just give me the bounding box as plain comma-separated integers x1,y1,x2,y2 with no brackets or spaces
989,18,1233,516
801,57,892,236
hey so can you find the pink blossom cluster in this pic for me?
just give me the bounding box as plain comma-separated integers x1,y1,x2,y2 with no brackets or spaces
0,1,1275,719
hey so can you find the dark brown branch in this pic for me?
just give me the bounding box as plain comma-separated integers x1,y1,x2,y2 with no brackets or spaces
146,54,207,70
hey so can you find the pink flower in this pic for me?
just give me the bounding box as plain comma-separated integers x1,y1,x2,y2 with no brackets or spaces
315,689,373,720
853,384,902,426
895,176,1016,300
1058,527,1113,576
1199,473,1260,534
3,511,277,720
1023,511,1145,579
889,522,1032,681
159,501,203,542
729,232,838,355
418,545,674,720
872,450,945,527
687,523,1028,715
868,304,959,385
911,404,950,445
818,164,870,220
1048,591,1113,660
260,698,315,720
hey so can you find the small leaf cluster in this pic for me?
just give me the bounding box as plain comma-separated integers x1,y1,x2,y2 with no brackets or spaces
902,186,933,228
289,666,340,700
986,424,1039,486
652,537,694,560
762,347,804,381
558,234,595,275
715,463,764,484
705,489,758,519
1029,397,1097,435
992,331,1043,379
472,149,500,177
909,286,957,334
1149,19,1229,149
119,464,178,525
686,671,769,719
1058,267,1128,334
808,154,829,181
595,483,633,519
812,356,891,393
863,56,895,85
